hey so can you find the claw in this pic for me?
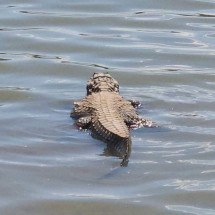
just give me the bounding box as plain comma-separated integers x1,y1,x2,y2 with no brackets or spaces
129,100,141,108
140,119,159,128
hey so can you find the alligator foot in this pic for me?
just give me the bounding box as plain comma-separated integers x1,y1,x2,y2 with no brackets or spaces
126,118,158,129
139,118,158,128
128,100,141,108
132,119,158,129
76,116,92,129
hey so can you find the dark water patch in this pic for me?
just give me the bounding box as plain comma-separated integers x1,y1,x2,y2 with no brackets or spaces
0,58,10,61
0,27,43,31
2,199,176,215
90,64,109,70
0,89,32,101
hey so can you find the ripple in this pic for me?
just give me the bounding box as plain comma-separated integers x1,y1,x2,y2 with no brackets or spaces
0,88,31,101
0,58,10,61
171,111,215,120
52,192,121,200
143,85,215,103
0,86,31,91
166,205,215,215
0,52,69,63
165,179,215,191
0,27,43,31
178,159,215,166
199,13,215,18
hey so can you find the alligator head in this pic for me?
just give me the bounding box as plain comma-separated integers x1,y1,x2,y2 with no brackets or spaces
86,72,119,95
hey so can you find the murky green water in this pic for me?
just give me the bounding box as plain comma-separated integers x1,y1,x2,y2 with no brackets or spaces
0,0,215,214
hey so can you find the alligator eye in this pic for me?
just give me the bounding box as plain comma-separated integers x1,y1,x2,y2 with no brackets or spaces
93,72,98,76
107,77,112,83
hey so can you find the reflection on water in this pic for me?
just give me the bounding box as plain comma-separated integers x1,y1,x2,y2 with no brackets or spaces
0,0,215,214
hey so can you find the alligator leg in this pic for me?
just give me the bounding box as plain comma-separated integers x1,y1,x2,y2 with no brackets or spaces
70,99,91,119
121,106,158,128
126,117,158,128
76,116,92,129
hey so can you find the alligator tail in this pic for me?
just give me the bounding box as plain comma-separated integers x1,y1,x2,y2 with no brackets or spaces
120,137,131,167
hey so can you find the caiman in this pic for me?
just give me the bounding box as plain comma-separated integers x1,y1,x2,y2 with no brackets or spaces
71,72,157,167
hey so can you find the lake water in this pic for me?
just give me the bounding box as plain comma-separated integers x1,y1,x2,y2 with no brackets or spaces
0,0,215,214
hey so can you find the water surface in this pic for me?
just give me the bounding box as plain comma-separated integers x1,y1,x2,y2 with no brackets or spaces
0,0,215,214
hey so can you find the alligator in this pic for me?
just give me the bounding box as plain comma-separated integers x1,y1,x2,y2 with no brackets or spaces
71,72,157,166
